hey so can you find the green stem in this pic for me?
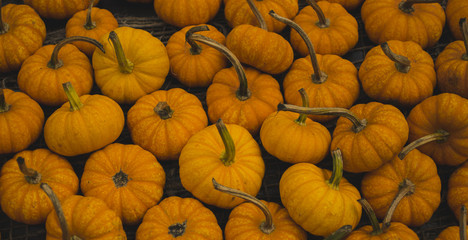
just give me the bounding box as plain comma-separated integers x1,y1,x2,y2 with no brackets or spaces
216,119,236,166
460,18,468,60
247,0,268,30
186,25,210,55
398,130,450,159
0,88,10,113
212,178,275,234
40,183,72,240
381,179,415,233
48,36,105,69
62,82,84,111
17,157,42,185
0,0,9,35
84,0,97,30
305,0,329,28
294,88,309,125
358,199,383,236
381,42,411,73
327,149,343,190
190,33,250,100
269,10,327,84
154,102,174,120
324,225,352,240
461,205,467,240
399,0,441,14
108,31,134,74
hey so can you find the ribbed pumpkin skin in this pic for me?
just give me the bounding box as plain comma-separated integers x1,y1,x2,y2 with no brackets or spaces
446,0,468,40
361,149,441,226
225,200,307,240
290,1,358,57
179,124,265,209
331,102,409,173
317,0,364,11
44,94,125,157
345,222,419,239
224,0,299,33
24,0,100,19
0,4,46,73
283,54,359,122
407,93,468,166
0,149,78,225
66,7,118,56
436,226,468,239
127,88,208,161
226,25,294,75
17,44,93,106
359,40,436,107
136,196,223,240
448,161,468,220
80,143,166,225
435,41,468,98
45,195,126,240
279,163,362,237
361,0,445,49
166,24,227,88
0,89,44,155
153,0,221,28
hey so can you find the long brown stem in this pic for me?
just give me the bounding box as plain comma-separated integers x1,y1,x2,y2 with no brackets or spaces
295,88,309,125
460,18,468,60
212,178,275,234
398,130,450,159
154,102,173,120
17,157,42,184
269,10,327,84
399,0,441,13
109,31,134,74
0,88,10,113
84,0,96,30
324,225,352,240
41,183,71,240
186,25,209,55
216,119,236,166
381,179,415,232
62,82,84,111
327,149,344,190
246,0,268,30
305,0,329,28
358,199,383,235
461,205,467,240
381,42,411,73
190,33,250,100
48,36,105,69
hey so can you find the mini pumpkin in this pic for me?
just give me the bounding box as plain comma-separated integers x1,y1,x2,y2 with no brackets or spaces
0,2,46,73
436,205,468,240
317,0,364,11
449,161,468,220
153,0,222,27
23,0,100,19
446,0,468,40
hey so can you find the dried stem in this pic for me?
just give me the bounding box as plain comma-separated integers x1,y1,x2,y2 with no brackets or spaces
84,0,96,30
108,31,134,74
399,0,441,14
48,36,105,69
305,0,329,28
461,205,467,240
186,25,210,55
381,179,416,232
295,88,310,125
0,88,10,113
246,0,268,30
16,157,42,184
0,0,9,34
40,183,72,240
324,225,352,240
358,199,383,235
460,18,468,60
398,130,450,159
327,149,344,190
381,42,411,73
154,102,173,120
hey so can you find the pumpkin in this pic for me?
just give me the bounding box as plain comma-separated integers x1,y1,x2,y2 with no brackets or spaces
436,205,467,240
361,0,445,49
361,149,441,226
23,0,100,19
44,82,125,157
153,0,221,28
224,0,299,33
0,149,78,225
136,196,223,240
435,18,468,98
0,2,46,73
193,33,282,135
270,11,359,122
41,183,126,240
127,88,208,161
212,178,308,240
446,0,468,40
166,25,227,87
359,40,436,107
406,93,468,166
225,0,294,75
260,88,331,164
449,161,468,220
80,143,166,225
65,0,118,56
179,119,265,209
317,0,364,11
17,36,104,106
0,89,44,155
280,149,362,237
290,0,358,57
92,27,170,104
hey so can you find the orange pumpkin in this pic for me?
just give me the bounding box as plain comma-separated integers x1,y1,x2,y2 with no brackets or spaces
153,0,222,27
23,0,100,19
436,205,468,240
0,89,44,155
446,0,468,40
317,0,364,11
0,149,78,225
0,3,46,73
449,161,468,220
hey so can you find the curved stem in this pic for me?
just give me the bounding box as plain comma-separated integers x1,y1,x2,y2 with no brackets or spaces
0,0,9,35
461,205,467,240
48,36,105,69
40,183,71,240
212,178,275,234
278,104,368,133
305,0,329,28
324,225,352,240
269,10,327,84
186,25,210,55
381,179,416,233
190,33,250,100
84,0,97,30
327,149,344,190
0,88,10,113
398,130,450,159
216,119,236,166
381,42,411,73
108,31,134,74
399,0,441,14
154,102,173,120
358,199,383,235
17,157,42,185
62,82,84,111
295,88,310,125
246,0,268,30
460,18,468,60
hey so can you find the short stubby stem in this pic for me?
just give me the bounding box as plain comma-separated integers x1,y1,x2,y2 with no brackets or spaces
154,102,174,120
305,0,330,28
399,0,441,14
62,82,84,112
169,220,187,237
381,42,411,73
113,170,129,188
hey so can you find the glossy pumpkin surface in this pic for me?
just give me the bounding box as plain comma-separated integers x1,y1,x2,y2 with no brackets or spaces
446,0,468,40
153,0,221,28
24,0,100,19
448,161,468,220
435,38,468,98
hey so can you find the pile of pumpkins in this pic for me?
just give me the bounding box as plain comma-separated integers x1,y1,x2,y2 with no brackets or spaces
1,0,468,239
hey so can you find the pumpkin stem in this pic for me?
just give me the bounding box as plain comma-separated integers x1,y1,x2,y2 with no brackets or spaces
381,42,411,73
399,0,441,14
278,104,368,133
212,178,275,234
154,102,174,120
358,199,383,236
0,88,10,113
62,82,84,111
84,0,97,30
327,149,344,190
294,88,310,125
305,0,330,28
247,0,268,30
460,18,468,61
324,225,352,240
48,36,105,69
190,33,251,100
381,178,416,233
461,205,467,240
216,119,236,166
168,220,187,237
0,0,9,35
186,25,210,55
269,10,328,84
108,31,134,74
40,183,72,240
398,129,450,159
16,157,42,185
112,170,129,188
